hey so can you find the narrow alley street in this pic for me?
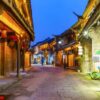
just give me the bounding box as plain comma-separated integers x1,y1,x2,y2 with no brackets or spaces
0,0,100,100
1,66,100,100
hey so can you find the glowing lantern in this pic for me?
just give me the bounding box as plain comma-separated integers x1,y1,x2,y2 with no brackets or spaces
9,35,18,42
9,41,15,47
1,30,7,38
78,46,83,55
8,35,18,48
78,43,83,55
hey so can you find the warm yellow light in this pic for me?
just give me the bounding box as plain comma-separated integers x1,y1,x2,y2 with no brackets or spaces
39,43,48,50
0,11,25,37
23,0,26,3
83,31,88,36
78,45,83,55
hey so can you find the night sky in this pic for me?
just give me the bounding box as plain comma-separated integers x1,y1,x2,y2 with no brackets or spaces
31,0,88,45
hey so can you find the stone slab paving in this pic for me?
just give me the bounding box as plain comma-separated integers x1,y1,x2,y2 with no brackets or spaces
1,66,100,100
0,78,18,92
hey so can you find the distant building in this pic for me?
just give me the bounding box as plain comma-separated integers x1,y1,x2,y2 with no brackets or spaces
0,0,34,77
31,0,100,73
55,29,78,69
31,38,56,65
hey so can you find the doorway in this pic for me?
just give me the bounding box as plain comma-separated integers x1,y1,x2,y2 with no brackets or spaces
68,54,74,68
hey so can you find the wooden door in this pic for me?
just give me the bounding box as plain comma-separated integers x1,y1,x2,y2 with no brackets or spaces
68,54,74,67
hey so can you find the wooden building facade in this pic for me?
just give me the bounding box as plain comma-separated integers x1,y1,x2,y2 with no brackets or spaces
55,29,79,69
0,0,34,77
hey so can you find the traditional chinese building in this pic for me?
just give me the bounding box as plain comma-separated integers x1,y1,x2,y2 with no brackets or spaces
69,0,100,73
0,0,34,77
54,0,100,71
31,38,56,65
55,29,78,69
78,1,100,73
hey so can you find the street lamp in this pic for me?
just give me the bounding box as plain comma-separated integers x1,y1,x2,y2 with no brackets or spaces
58,40,62,44
83,31,88,36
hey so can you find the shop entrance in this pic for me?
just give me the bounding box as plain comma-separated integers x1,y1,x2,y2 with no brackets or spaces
68,54,74,68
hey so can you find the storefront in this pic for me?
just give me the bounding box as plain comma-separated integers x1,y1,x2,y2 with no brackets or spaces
31,38,55,66
64,44,79,69
56,50,63,66
79,1,100,73
0,0,34,77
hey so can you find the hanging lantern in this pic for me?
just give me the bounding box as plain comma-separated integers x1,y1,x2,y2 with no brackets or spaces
8,40,15,47
78,43,83,55
22,43,26,49
8,35,18,48
9,35,18,42
1,30,7,38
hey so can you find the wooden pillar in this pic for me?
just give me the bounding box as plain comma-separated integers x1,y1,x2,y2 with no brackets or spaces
54,51,58,66
0,41,5,76
22,50,25,71
17,39,21,77
0,30,7,76
0,40,1,76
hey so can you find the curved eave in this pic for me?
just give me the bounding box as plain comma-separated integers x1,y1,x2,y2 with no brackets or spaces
57,41,76,51
71,0,97,34
82,3,100,30
79,2,100,39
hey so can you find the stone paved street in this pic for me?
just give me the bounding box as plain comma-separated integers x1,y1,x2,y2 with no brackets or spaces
1,66,100,100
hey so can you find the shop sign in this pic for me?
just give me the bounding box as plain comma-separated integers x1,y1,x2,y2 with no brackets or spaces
78,46,83,55
93,56,100,62
95,50,100,55
93,55,100,72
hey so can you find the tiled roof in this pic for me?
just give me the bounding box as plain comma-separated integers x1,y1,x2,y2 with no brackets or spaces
32,38,54,48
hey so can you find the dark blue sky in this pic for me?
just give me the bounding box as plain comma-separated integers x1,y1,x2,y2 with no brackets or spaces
31,0,88,45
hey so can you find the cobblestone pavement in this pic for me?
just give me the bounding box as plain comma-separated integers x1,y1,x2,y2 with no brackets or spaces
1,66,100,100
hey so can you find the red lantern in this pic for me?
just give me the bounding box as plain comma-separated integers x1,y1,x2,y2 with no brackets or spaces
9,35,18,42
22,43,26,49
1,30,7,38
9,40,15,47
